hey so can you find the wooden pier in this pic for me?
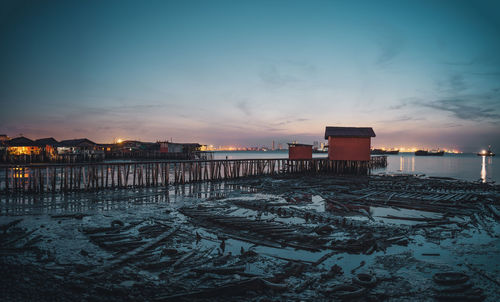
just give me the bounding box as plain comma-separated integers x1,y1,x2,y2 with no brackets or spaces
0,157,387,194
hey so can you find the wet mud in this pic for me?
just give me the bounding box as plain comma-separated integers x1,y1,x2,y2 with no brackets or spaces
1,174,499,301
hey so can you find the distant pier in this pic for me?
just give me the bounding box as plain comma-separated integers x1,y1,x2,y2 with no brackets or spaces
0,156,387,194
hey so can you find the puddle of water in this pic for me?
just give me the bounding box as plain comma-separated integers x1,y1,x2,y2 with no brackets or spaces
371,206,442,220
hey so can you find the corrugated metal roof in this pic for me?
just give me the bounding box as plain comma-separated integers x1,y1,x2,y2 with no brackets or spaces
324,127,376,139
59,138,96,147
5,136,38,147
35,137,59,146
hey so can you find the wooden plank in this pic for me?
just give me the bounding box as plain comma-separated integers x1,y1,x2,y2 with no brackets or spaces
84,226,180,275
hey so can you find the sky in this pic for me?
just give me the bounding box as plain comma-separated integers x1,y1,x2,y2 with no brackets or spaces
1,0,500,151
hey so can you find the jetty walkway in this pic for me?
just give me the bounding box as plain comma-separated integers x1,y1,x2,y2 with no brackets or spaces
0,156,387,194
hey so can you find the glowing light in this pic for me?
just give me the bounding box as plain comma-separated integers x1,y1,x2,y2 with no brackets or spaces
117,138,123,144
8,146,41,155
373,146,461,154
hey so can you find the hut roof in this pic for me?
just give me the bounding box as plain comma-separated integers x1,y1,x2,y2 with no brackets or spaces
35,137,59,146
5,136,38,147
288,143,312,147
59,138,96,147
324,127,376,139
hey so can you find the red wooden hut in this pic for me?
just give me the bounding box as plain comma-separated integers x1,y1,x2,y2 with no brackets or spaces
288,143,313,160
324,127,376,161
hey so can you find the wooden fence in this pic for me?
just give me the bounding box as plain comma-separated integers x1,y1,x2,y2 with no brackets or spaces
0,157,386,194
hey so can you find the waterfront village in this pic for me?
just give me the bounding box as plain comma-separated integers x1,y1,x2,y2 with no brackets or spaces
0,133,328,164
0,134,206,163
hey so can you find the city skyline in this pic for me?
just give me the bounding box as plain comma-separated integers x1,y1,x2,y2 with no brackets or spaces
1,0,500,152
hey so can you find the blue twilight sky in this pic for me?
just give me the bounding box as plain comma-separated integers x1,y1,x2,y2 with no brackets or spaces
1,0,500,151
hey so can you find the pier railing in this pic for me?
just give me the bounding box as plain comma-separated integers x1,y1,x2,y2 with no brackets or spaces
0,156,386,194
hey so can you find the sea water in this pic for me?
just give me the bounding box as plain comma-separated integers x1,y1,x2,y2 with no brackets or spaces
213,151,498,183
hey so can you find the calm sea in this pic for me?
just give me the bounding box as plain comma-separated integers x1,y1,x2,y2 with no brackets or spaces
213,151,498,183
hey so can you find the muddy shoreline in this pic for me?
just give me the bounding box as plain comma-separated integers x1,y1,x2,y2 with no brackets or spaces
1,175,499,301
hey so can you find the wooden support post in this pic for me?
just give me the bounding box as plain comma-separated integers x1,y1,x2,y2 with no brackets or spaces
181,163,185,184
188,163,192,183
28,168,33,192
100,165,104,189
105,165,109,188
125,164,130,187
85,166,90,190
133,164,136,187
117,165,122,188
4,167,8,193
58,167,63,192
166,163,170,185
173,164,177,184
13,167,16,193
155,163,159,186
69,166,73,191
111,165,115,188
40,168,44,194
31,168,35,193
81,166,85,191
138,165,143,187
162,163,166,186
33,168,37,193
21,167,25,193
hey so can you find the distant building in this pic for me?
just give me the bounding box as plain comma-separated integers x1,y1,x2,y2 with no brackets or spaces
288,143,313,160
35,137,59,160
159,141,169,153
57,139,104,161
158,142,183,153
58,138,99,154
324,126,376,161
0,134,10,142
5,137,41,155
117,140,152,152
313,141,319,150
158,142,202,155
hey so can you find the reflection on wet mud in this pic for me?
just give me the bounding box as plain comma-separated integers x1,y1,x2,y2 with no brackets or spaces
481,156,487,183
0,182,252,215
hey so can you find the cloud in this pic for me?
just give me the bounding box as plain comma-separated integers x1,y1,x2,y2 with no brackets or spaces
441,60,476,66
389,104,406,110
378,115,426,123
388,97,418,110
272,118,309,126
259,65,298,87
373,25,405,66
420,98,500,121
258,61,316,88
236,101,251,116
434,74,468,93
448,74,467,92
469,71,500,77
